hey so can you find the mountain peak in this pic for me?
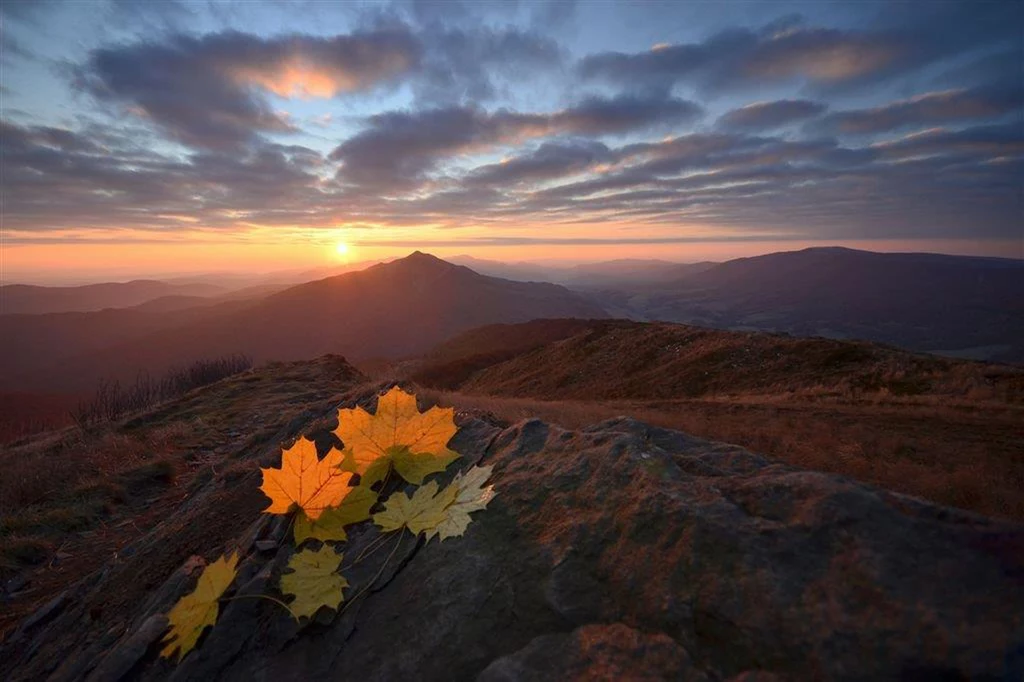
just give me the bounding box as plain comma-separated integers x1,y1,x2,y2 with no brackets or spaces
404,250,444,262
378,250,464,275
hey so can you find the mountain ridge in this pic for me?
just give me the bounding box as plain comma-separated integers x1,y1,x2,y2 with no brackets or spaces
0,252,606,392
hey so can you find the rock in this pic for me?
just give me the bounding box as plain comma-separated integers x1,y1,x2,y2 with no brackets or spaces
86,614,169,682
477,623,709,681
4,574,29,595
254,540,277,553
19,590,68,633
2,408,1022,681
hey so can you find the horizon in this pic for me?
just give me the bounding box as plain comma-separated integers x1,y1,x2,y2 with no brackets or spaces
5,241,1023,287
2,0,1022,283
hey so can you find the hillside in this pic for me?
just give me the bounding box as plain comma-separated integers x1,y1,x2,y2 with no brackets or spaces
0,281,227,315
446,255,717,286
0,300,257,387
1,253,607,393
586,247,1024,362
1,363,1020,681
417,319,1024,402
409,319,1024,519
408,318,604,389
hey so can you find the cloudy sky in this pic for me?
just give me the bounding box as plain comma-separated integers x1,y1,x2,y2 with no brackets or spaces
1,0,1022,281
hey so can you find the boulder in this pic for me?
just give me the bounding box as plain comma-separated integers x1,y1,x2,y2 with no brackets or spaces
2,406,1021,681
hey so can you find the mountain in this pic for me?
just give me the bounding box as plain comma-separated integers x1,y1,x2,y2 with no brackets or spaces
409,318,602,389
589,247,1024,362
445,255,559,282
446,255,717,287
407,317,1024,521
0,252,607,392
561,259,717,287
2,367,1021,680
0,300,257,388
410,318,1024,401
0,280,228,314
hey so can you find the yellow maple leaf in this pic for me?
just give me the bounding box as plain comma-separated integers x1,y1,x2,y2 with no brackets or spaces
293,485,378,544
333,386,459,485
160,552,239,661
280,546,347,619
374,467,497,542
431,465,496,542
373,479,458,537
260,437,354,520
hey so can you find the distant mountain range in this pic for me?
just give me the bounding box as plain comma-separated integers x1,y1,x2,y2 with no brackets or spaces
0,280,227,314
0,252,606,392
2,246,1021,398
586,247,1024,363
446,255,716,287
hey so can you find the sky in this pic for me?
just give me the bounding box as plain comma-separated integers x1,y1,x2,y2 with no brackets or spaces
1,0,1022,282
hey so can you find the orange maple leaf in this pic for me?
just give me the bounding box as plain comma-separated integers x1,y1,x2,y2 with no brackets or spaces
259,436,355,520
332,386,459,485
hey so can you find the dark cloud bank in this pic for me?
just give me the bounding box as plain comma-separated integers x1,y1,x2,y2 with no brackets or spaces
2,0,1021,245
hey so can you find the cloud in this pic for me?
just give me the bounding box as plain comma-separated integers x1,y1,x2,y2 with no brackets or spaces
412,24,565,104
579,5,1024,94
352,234,796,247
0,118,327,231
466,140,613,186
329,106,549,189
816,85,1024,135
330,93,702,188
4,2,1022,246
552,94,702,135
3,112,1020,242
0,22,36,62
76,29,422,149
718,100,827,131
578,23,908,93
869,122,1024,160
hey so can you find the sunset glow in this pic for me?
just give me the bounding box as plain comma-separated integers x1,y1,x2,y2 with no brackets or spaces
0,1,1020,283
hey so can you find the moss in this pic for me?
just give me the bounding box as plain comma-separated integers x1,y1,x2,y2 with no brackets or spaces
0,536,53,569
71,479,128,504
118,458,176,491
0,502,104,535
39,504,103,532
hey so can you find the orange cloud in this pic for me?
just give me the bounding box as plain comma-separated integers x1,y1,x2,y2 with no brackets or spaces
228,51,416,99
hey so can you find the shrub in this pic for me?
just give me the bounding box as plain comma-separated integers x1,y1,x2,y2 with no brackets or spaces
71,354,253,428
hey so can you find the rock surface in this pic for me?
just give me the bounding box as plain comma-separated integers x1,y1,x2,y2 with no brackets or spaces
2,388,1022,681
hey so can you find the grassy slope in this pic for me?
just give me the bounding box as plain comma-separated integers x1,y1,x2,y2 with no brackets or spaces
5,321,1023,637
408,319,1024,520
0,355,365,637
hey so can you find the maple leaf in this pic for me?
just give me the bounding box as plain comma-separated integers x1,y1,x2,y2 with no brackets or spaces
280,546,347,619
293,485,378,544
374,467,497,542
160,552,239,661
260,437,354,520
374,480,457,537
333,386,459,485
431,465,496,542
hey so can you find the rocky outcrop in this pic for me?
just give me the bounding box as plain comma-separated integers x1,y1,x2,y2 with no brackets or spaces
3,394,1022,681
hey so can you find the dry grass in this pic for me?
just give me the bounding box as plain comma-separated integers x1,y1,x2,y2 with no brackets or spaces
424,389,1024,521
0,354,367,579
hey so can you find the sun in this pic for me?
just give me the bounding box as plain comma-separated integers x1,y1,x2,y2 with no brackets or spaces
335,242,350,256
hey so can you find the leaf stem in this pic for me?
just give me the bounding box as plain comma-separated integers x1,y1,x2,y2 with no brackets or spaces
339,531,404,615
220,593,297,620
349,531,392,567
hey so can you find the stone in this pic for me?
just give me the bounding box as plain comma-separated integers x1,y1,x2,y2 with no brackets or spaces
85,614,169,682
3,408,1022,681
